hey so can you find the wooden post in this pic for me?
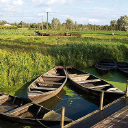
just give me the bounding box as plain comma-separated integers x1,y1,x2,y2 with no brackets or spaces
60,106,65,128
99,91,104,111
126,80,128,97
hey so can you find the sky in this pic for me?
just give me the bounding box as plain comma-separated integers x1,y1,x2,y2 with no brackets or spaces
0,0,128,25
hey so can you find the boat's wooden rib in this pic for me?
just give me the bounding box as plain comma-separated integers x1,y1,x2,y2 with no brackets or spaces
117,62,128,78
95,59,117,75
0,93,72,127
27,66,67,103
66,66,125,99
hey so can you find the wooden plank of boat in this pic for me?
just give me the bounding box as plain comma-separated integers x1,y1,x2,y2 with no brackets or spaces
118,67,128,69
5,103,32,116
43,75,66,78
69,74,89,77
78,79,101,84
97,65,115,68
87,84,110,89
35,81,62,85
0,95,9,105
30,87,57,91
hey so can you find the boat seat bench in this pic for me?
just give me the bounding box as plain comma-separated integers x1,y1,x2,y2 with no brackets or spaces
69,74,89,78
5,103,32,116
36,81,62,85
78,79,101,84
42,75,66,78
88,84,110,89
30,86,57,91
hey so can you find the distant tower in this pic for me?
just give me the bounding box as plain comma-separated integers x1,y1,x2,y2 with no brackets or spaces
47,12,48,30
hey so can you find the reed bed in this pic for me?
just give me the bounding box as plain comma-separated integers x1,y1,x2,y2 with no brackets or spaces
0,30,128,93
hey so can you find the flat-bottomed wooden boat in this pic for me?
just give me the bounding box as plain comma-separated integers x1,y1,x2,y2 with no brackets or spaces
27,66,67,103
95,59,117,75
117,62,128,78
0,93,72,127
66,66,125,99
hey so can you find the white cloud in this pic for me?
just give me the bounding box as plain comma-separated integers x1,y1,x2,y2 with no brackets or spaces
88,19,100,23
46,0,66,5
45,7,53,12
37,13,45,17
0,0,10,3
13,0,23,6
30,0,72,5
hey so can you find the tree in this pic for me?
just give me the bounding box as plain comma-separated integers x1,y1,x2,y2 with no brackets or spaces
110,20,117,26
0,20,7,25
51,18,61,30
66,18,74,30
74,21,78,30
117,15,128,31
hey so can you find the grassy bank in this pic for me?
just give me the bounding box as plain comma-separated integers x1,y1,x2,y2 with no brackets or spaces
0,30,128,94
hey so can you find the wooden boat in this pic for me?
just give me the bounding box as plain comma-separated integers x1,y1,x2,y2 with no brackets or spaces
27,66,67,103
0,93,72,127
66,66,125,99
117,62,128,78
95,59,117,75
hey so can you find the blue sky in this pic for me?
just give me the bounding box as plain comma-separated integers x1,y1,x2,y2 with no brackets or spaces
0,0,128,25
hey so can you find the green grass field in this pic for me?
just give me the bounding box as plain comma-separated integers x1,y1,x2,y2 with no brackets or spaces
0,29,128,94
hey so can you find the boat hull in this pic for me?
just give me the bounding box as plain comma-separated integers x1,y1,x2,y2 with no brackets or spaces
95,59,117,75
27,66,67,103
66,66,125,100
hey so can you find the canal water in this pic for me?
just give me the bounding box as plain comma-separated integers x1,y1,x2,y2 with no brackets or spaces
0,67,127,128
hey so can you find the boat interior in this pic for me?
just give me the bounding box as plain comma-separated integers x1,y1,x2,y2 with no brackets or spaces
67,67,122,92
29,67,66,92
0,94,50,119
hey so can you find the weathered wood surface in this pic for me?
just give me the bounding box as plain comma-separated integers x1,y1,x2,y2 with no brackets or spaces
88,84,110,89
36,81,62,85
30,86,56,91
0,95,9,105
91,105,128,128
64,96,128,128
5,103,32,116
78,79,101,84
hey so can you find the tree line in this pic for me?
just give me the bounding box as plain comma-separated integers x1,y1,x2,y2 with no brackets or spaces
0,15,128,31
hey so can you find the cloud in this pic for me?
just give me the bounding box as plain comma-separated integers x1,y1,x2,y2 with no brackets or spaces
46,0,66,5
45,7,53,12
13,0,23,6
0,0,10,3
38,13,45,17
30,0,72,5
88,19,100,23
